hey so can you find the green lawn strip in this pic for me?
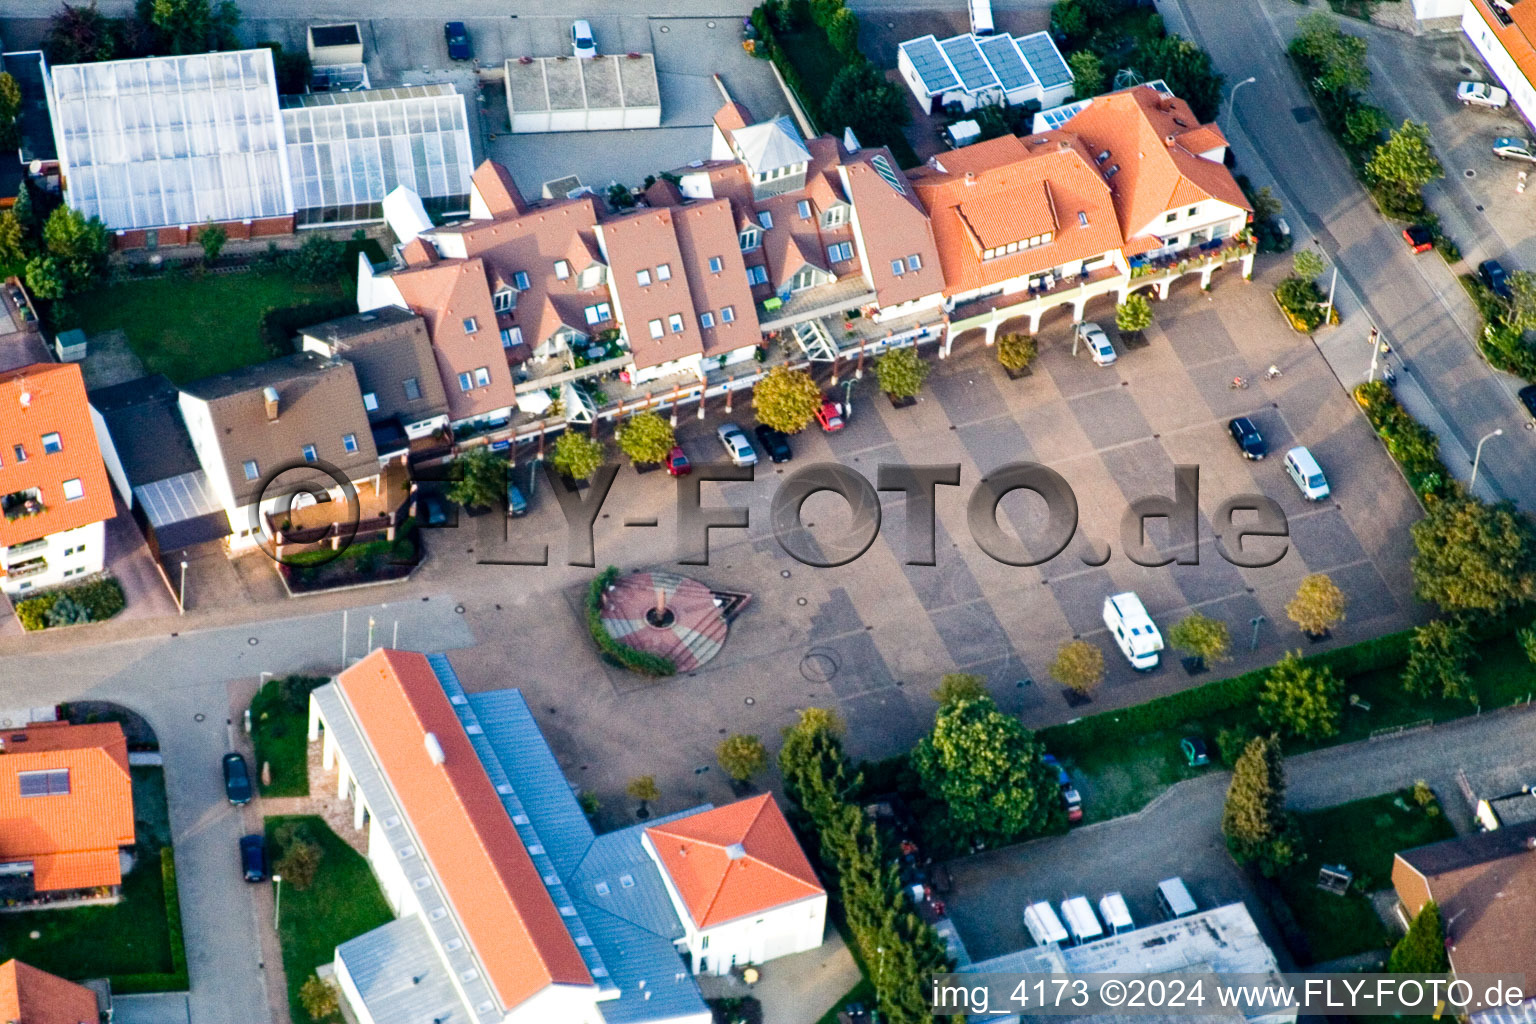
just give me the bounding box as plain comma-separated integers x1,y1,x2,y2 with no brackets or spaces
813,978,878,1024
265,815,393,1024
1045,628,1536,823
74,271,346,384
251,680,311,797
1278,790,1454,963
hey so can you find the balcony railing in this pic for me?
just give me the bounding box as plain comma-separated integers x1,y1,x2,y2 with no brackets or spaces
5,558,48,581
6,536,48,557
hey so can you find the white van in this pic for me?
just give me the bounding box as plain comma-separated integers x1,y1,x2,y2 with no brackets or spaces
1099,892,1135,935
1156,877,1197,920
1060,896,1104,946
969,0,995,35
1023,901,1069,947
1103,592,1163,671
1285,446,1330,501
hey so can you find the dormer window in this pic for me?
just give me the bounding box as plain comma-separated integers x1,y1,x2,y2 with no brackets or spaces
757,211,773,230
667,313,684,333
493,288,515,312
797,199,812,219
822,205,847,228
657,263,671,282
302,444,318,462
554,259,570,280
462,317,478,334
739,228,760,252
41,432,61,454
513,271,530,290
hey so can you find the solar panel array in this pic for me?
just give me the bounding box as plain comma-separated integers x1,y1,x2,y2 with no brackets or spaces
901,35,959,94
1016,31,1073,88
1036,98,1093,132
978,35,1036,92
940,35,995,92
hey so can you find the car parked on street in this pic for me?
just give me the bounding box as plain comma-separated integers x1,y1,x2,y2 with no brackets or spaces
1227,416,1266,459
753,424,792,463
572,19,597,58
1076,322,1116,366
1493,137,1536,162
815,399,845,432
666,446,691,477
1458,81,1509,108
1181,736,1210,768
223,752,252,805
1401,224,1433,254
1480,259,1513,299
240,834,267,882
1519,384,1536,422
506,481,528,517
444,22,472,61
717,422,758,466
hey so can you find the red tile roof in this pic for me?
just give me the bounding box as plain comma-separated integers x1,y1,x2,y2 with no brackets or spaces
647,793,823,929
669,199,763,356
0,722,134,892
596,208,704,371
471,161,526,219
0,363,114,548
390,258,515,422
839,149,944,308
336,649,592,1011
0,959,100,1024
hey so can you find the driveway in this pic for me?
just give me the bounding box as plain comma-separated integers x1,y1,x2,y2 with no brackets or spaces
944,704,1536,964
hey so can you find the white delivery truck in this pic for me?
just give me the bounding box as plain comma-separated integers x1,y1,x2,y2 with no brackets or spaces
1099,892,1135,935
1103,592,1163,671
1156,877,1198,920
1059,896,1104,946
1023,901,1069,947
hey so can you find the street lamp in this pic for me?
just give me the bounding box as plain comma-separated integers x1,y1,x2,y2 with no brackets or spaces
272,873,283,932
1228,76,1257,116
842,378,854,422
1471,428,1504,491
1250,615,1266,651
178,560,188,615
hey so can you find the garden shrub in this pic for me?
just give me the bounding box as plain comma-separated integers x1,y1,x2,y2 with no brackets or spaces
15,575,125,630
585,567,676,677
258,298,357,357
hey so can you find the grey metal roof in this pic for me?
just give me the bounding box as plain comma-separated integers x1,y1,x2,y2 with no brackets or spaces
582,904,710,1024
731,115,811,176
572,814,699,943
335,915,464,1024
939,35,996,93
978,35,1036,93
1015,31,1072,89
134,471,224,528
87,374,202,489
900,35,959,94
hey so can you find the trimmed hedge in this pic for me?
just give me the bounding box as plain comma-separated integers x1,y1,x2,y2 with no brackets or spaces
15,575,126,631
586,567,676,677
1354,381,1456,502
112,847,190,994
1456,273,1536,383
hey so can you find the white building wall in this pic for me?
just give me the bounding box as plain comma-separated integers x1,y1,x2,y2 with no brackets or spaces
1131,199,1248,256
1,519,107,596
505,984,606,1024
89,405,132,508
332,951,377,1024
690,895,828,976
1416,0,1466,19
1463,3,1536,129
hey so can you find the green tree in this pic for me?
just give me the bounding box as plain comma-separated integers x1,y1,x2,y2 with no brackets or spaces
46,595,92,626
1248,183,1282,224
716,733,768,784
1411,496,1536,615
23,255,65,300
1289,13,1369,93
40,206,110,294
1286,573,1347,636
1402,618,1477,703
0,211,28,277
1343,103,1391,150
825,6,860,57
932,672,986,706
197,222,227,265
298,975,340,1021
274,833,323,890
136,0,241,54
753,365,822,433
1387,901,1449,973
287,233,347,279
551,431,605,482
444,447,507,510
1367,120,1443,197
1505,270,1536,332
1135,35,1223,121
1520,623,1536,665
45,3,122,64
626,774,659,815
778,707,855,830
996,332,1037,373
1115,292,1153,333
614,411,675,466
820,61,910,149
1221,734,1298,876
875,346,929,399
1050,639,1104,697
1168,612,1231,670
0,73,21,151
910,695,1059,848
1258,651,1342,741
1050,0,1091,50
1068,49,1105,100
1292,248,1327,282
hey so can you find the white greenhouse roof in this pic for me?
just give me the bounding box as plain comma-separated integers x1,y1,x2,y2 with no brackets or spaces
281,85,474,215
51,49,293,231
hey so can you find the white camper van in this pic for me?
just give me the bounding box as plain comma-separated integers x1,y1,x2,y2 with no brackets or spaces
1059,896,1104,946
969,0,995,35
1023,901,1069,947
1098,892,1135,935
1103,592,1163,671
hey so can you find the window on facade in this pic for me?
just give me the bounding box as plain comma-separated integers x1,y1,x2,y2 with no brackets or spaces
791,266,818,290
667,313,684,333
584,303,612,325
554,259,570,280
501,326,522,349
648,319,664,339
362,392,379,412
891,259,905,276
700,311,715,328
17,768,69,797
458,371,473,391
657,263,671,282
62,477,83,500
1190,229,1209,245
404,377,422,401
462,317,478,334
823,205,847,228
513,271,530,290
636,268,652,286
721,305,735,323
907,254,922,272
1165,212,1177,223
12,445,24,462
244,459,260,480
797,199,812,219
745,264,768,286
827,241,853,263
708,256,723,273
302,444,318,462
343,434,358,453
1211,222,1229,241
739,228,760,251
757,211,773,230
493,288,515,312
473,367,491,387
41,432,61,454
1188,206,1198,217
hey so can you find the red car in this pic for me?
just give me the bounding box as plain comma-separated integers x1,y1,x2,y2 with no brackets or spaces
665,446,691,476
815,400,845,432
1402,224,1433,254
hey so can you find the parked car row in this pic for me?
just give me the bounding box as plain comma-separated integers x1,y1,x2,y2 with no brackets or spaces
1022,878,1197,948
440,19,601,61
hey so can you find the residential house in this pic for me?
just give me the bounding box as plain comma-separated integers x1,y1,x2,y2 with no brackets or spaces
642,793,826,976
89,374,231,557
0,721,135,900
0,362,115,596
897,31,1075,115
305,648,825,1024
1464,0,1536,129
0,959,103,1024
300,307,451,458
1392,820,1536,1023
178,352,387,551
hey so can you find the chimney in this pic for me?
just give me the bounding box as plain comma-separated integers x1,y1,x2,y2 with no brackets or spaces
424,732,446,765
964,171,976,186
1165,134,1176,147
1058,139,1070,152
262,385,280,421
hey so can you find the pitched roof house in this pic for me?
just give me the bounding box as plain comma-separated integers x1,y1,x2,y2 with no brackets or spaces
0,959,102,1024
0,362,116,595
0,721,135,894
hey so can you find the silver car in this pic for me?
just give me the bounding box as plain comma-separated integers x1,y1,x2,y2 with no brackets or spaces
1076,321,1117,366
716,423,758,466
1494,137,1536,162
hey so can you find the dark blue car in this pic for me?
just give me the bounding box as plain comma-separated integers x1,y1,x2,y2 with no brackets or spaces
223,752,252,805
444,22,472,61
1480,259,1512,299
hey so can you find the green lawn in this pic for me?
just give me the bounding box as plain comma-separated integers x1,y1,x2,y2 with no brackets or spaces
251,678,319,797
1277,790,1454,963
74,270,346,383
0,768,183,989
266,815,393,1024
772,26,921,168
